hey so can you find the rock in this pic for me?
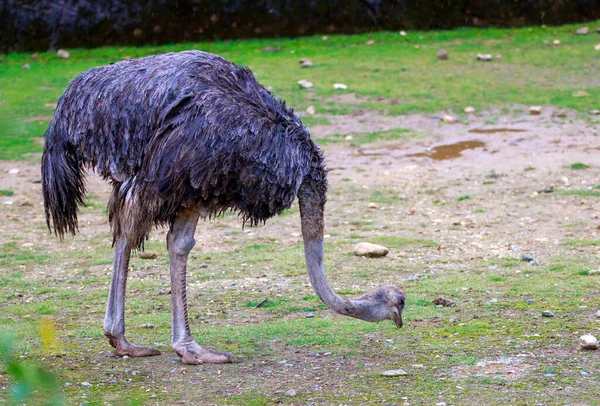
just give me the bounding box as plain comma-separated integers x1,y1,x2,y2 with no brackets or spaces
441,115,457,124
22,64,30,70
57,49,70,59
140,324,155,329
407,275,417,281
8,168,19,174
333,83,348,90
560,176,569,186
263,370,272,377
437,49,448,60
22,243,34,248
344,135,353,141
597,27,600,33
432,296,456,307
139,251,157,259
588,269,600,276
199,263,208,268
400,30,407,36
122,355,129,359
541,310,555,318
305,106,316,116
580,334,599,350
305,312,315,318
366,40,375,46
158,287,171,295
380,369,409,376
526,299,535,304
529,106,542,115
588,110,600,115
367,202,377,209
576,27,589,35
596,310,600,318
553,39,561,45
521,254,534,263
464,106,475,114
285,389,297,397
80,381,92,389
595,44,600,51
489,298,499,303
297,80,313,89
322,36,328,41
299,58,313,68
476,53,492,61
353,242,389,258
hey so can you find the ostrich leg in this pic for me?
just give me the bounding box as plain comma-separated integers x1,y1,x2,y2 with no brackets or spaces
104,238,161,357
168,205,236,364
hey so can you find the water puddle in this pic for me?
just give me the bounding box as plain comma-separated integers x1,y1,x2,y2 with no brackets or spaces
406,140,486,161
469,128,525,134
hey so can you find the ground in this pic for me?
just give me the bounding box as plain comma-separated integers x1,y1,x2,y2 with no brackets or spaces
1,106,600,405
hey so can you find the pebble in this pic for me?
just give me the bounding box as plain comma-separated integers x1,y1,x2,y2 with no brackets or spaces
595,44,600,51
399,31,407,36
299,58,313,68
596,310,600,318
553,39,561,45
263,370,272,377
199,263,208,268
57,49,70,58
380,369,409,376
588,110,600,115
122,355,129,359
464,106,475,114
140,324,155,329
139,251,157,259
22,64,30,70
441,115,457,124
526,299,535,304
529,106,542,115
407,275,417,281
541,310,555,318
437,49,448,60
333,83,348,90
366,40,375,46
576,27,589,35
436,403,447,406
80,381,92,389
580,334,599,350
285,389,297,397
63,382,72,387
521,254,534,263
588,269,600,276
367,202,377,208
8,168,19,174
560,176,569,186
476,53,492,61
297,80,313,89
490,298,499,303
305,312,315,318
158,287,171,295
353,242,389,258
305,106,316,116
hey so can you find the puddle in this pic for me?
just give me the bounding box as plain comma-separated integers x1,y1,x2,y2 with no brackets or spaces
469,128,525,134
406,140,486,161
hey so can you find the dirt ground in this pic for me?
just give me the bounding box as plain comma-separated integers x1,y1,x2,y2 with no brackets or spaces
1,107,600,405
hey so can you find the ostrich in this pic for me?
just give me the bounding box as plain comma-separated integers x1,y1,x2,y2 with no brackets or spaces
41,51,405,364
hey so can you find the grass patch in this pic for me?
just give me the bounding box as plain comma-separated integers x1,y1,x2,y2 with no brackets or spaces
458,195,471,201
0,189,14,196
557,189,600,197
570,162,590,170
369,235,439,248
562,239,600,247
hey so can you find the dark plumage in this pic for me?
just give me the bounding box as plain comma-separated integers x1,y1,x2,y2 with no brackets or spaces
42,50,326,248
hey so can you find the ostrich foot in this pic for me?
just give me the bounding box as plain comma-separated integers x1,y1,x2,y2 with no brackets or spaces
173,340,236,365
106,334,161,357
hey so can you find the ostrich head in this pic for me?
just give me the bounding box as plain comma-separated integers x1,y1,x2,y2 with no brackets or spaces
353,285,406,328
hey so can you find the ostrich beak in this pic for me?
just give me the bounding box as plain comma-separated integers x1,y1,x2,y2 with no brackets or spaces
392,309,403,328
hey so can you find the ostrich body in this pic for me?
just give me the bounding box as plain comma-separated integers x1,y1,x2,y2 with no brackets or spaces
41,51,405,364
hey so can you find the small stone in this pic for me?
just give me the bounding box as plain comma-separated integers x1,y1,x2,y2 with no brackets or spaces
526,299,535,304
57,49,70,59
353,242,389,258
595,44,600,51
22,64,30,70
588,269,600,276
541,310,555,318
464,106,475,114
263,370,272,377
63,382,72,387
441,115,457,124
367,202,377,209
437,49,448,60
436,403,447,406
139,251,157,259
529,106,542,115
158,287,171,295
521,254,534,263
297,80,313,89
560,176,569,186
580,334,599,350
299,59,313,68
588,110,600,115
285,389,297,397
595,310,600,318
21,243,34,248
407,275,417,281
366,40,375,46
122,355,129,359
489,298,499,303
553,39,561,45
8,168,19,174
305,312,315,318
476,53,492,61
380,369,409,377
432,296,456,307
399,31,407,36
322,36,328,41
198,263,208,268
344,135,353,140
552,110,567,118
140,324,155,329
576,27,589,35
80,381,92,388
333,83,348,90
305,106,316,116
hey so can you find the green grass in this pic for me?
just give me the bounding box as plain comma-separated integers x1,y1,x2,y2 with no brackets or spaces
570,162,590,170
0,189,14,196
2,21,600,159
